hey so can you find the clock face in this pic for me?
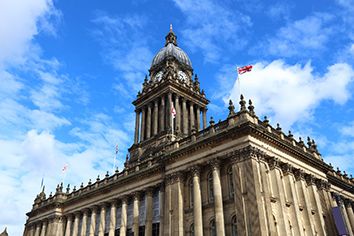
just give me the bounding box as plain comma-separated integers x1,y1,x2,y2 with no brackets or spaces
178,71,187,82
155,71,163,81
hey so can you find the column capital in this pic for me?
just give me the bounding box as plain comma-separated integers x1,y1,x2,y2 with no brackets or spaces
90,205,98,213
305,174,316,186
109,199,118,207
281,163,294,175
132,191,141,201
294,168,306,181
154,99,158,106
315,179,329,190
208,158,220,170
190,165,201,177
145,187,154,196
120,195,129,204
82,208,90,215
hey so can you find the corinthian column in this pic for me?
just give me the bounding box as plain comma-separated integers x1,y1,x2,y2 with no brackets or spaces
72,213,80,236
345,200,354,231
182,98,188,135
120,197,128,236
167,93,172,131
140,107,146,142
134,110,140,144
196,106,200,132
108,201,117,236
189,103,195,132
202,108,207,129
133,193,140,236
210,160,225,235
191,166,203,236
146,104,152,139
98,205,106,236
153,100,158,135
34,223,41,236
64,215,73,236
81,210,89,236
160,96,165,132
89,207,97,236
145,188,154,236
40,221,47,236
175,95,181,133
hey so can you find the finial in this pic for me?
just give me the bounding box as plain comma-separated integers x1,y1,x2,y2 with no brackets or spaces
228,99,235,117
248,99,255,116
88,179,92,185
105,171,109,178
311,139,318,151
276,123,282,131
307,137,312,147
209,116,215,126
66,184,70,193
126,154,129,162
299,137,304,146
96,175,100,181
263,116,269,125
170,24,173,32
165,25,177,46
80,182,84,188
49,192,52,198
239,94,246,111
73,186,76,192
288,131,293,138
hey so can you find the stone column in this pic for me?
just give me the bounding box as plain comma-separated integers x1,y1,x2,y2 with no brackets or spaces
46,219,53,236
282,164,303,236
159,183,165,236
153,100,158,136
72,212,80,236
140,107,146,142
189,102,195,132
182,98,188,135
337,196,354,236
134,110,140,144
145,188,154,236
305,175,326,235
191,166,203,236
81,209,89,236
34,223,41,236
160,96,165,132
146,104,152,139
202,108,207,129
196,106,200,132
210,160,225,235
64,215,73,236
176,172,184,236
133,193,140,236
294,170,314,235
56,217,65,236
40,221,47,236
120,197,128,236
175,95,181,133
98,204,106,236
346,200,354,231
167,93,172,131
89,207,97,236
108,201,117,236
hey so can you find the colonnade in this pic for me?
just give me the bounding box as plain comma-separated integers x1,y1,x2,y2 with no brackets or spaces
134,93,207,143
26,188,161,236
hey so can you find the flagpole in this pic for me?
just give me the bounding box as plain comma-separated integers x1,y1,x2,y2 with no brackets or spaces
236,66,241,99
113,144,118,173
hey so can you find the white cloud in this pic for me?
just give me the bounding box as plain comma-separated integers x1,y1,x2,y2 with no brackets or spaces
226,60,354,129
340,121,354,137
173,0,251,62
92,13,152,93
259,13,334,57
0,0,60,67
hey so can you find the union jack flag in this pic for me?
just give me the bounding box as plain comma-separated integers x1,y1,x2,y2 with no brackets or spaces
237,65,253,74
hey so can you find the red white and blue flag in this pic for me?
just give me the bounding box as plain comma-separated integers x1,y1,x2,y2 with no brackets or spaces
171,105,176,119
237,65,253,75
115,144,119,154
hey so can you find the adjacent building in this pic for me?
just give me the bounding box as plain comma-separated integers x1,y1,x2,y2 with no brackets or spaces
24,27,354,236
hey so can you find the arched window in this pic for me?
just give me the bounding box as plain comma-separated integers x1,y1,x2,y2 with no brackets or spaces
231,215,237,236
228,167,234,198
189,178,194,208
210,219,216,236
190,223,194,236
208,172,214,203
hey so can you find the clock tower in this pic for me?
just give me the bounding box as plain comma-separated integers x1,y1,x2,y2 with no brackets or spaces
129,26,209,162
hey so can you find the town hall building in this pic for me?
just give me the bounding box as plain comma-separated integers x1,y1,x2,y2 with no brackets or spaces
23,27,354,236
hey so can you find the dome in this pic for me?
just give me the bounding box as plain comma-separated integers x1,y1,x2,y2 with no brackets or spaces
151,26,192,68
151,43,192,68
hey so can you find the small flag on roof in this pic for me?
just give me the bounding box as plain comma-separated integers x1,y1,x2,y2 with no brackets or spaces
171,105,176,119
237,65,253,75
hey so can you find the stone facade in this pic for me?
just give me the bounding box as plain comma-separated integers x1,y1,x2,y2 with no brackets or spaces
24,28,354,236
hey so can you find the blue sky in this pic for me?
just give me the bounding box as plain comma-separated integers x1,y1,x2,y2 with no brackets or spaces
1,0,354,234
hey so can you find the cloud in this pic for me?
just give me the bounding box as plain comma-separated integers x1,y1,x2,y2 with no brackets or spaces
0,0,60,67
226,60,354,129
340,121,354,137
172,0,251,62
92,13,153,93
257,13,334,58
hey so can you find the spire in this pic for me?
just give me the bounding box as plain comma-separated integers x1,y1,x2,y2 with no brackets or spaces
165,24,177,46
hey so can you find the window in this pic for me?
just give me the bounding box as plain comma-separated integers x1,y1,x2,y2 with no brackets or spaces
152,223,159,236
189,178,194,208
208,172,214,203
228,167,235,198
231,215,237,236
190,223,194,236
210,219,216,236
